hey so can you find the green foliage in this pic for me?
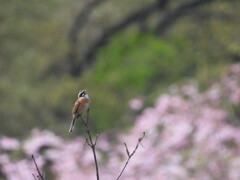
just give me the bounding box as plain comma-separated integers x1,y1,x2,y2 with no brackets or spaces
95,33,189,92
0,0,239,138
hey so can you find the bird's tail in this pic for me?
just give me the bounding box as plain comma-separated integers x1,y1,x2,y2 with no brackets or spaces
69,118,76,133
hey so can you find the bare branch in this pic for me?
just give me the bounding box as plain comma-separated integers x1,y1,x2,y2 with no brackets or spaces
31,155,44,180
124,143,130,157
94,132,101,146
80,112,100,180
32,174,37,180
76,110,145,180
86,108,90,124
85,137,91,146
115,132,145,180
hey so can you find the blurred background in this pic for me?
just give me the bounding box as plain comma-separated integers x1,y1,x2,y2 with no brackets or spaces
1,0,239,137
0,0,240,179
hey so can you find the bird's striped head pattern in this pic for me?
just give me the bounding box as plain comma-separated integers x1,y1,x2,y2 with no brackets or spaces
78,90,87,98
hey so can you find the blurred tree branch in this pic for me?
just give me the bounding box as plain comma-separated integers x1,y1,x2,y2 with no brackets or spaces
66,0,168,76
81,0,168,70
67,0,221,76
192,11,240,22
63,0,235,77
155,0,216,35
67,0,107,76
69,0,107,45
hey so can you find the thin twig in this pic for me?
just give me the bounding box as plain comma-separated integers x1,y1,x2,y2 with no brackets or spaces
31,155,44,180
94,132,101,146
32,174,37,180
86,108,90,123
85,137,91,146
124,143,130,157
115,132,145,180
80,111,100,180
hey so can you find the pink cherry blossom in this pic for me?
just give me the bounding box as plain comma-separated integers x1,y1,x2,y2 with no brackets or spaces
0,137,20,151
1,63,240,180
128,98,144,111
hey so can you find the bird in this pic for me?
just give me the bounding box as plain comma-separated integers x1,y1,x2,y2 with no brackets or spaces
69,90,90,133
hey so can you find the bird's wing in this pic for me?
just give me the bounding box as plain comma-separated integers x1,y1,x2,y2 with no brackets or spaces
72,98,90,114
72,98,83,114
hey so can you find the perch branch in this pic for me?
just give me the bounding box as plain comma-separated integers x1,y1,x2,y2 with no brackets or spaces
115,132,145,180
31,155,44,180
80,111,100,180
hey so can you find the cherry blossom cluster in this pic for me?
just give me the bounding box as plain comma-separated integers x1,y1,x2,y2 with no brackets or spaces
0,63,240,180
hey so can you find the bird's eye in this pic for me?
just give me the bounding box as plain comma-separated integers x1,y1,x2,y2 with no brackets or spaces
79,92,85,97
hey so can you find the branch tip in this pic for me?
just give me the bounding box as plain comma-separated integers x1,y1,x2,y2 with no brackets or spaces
94,132,101,145
124,143,130,157
115,132,145,180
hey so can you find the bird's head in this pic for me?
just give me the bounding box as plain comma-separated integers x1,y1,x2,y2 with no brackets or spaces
78,90,88,98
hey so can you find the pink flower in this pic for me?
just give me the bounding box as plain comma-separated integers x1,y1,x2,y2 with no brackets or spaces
0,137,20,151
229,63,240,74
128,98,143,111
181,81,199,97
0,154,10,164
23,129,62,155
230,88,240,104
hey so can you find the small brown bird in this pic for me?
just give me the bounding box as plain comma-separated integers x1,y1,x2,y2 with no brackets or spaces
69,90,90,133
